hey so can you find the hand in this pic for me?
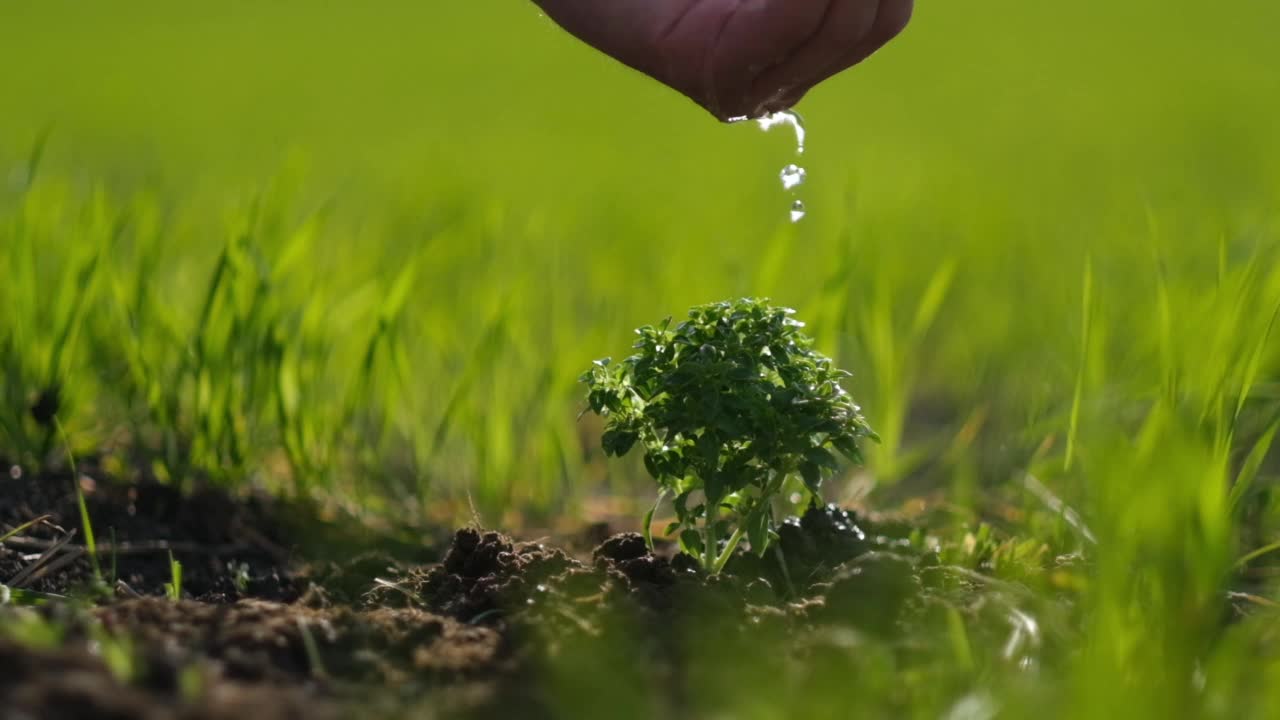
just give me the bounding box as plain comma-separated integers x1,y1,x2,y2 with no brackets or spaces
533,0,914,121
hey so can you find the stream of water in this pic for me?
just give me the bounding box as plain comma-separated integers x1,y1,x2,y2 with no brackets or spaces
754,110,808,223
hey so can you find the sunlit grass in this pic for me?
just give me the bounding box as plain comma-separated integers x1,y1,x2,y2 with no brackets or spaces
0,0,1279,716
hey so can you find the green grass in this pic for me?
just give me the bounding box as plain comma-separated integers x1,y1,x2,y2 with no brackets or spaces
2,0,1280,716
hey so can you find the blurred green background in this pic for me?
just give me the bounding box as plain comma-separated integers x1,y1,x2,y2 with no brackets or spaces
2,0,1278,521
5,1,1280,717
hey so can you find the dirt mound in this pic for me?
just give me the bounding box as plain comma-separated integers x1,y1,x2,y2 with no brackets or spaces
370,504,913,622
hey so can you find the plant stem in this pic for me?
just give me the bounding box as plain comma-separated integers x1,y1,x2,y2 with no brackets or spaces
712,527,745,575
702,482,722,574
702,518,716,574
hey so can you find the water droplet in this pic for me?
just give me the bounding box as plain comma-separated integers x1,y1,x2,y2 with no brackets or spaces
780,164,806,191
757,110,806,155
750,109,810,222
788,492,802,505
789,200,807,223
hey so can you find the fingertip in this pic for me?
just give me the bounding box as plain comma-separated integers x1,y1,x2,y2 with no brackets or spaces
707,0,828,124
762,86,810,116
748,0,880,109
876,0,914,43
805,0,913,87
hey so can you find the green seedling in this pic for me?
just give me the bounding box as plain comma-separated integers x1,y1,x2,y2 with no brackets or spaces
581,298,875,574
164,551,183,602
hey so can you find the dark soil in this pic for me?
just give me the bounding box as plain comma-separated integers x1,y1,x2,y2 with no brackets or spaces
0,461,443,602
2,459,978,720
0,465,295,601
0,628,335,720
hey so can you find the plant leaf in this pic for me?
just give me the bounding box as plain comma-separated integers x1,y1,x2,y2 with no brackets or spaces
800,462,822,495
679,529,704,557
804,447,839,470
1230,418,1280,512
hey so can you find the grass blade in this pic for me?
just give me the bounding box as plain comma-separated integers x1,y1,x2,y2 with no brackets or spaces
1065,256,1093,472
0,515,51,545
1228,417,1280,512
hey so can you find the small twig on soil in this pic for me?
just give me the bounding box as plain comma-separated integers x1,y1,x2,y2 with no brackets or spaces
114,580,144,599
3,536,254,557
8,529,79,588
19,545,87,587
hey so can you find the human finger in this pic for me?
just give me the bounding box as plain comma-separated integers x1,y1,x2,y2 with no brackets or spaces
705,0,831,119
809,0,913,87
749,0,881,110
756,0,912,113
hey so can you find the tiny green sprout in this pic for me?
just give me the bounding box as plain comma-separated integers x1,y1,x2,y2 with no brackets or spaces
580,297,876,574
230,561,251,594
164,552,183,602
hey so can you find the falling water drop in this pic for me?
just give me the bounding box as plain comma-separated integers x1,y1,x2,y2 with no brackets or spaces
789,200,807,223
755,109,810,222
757,110,806,156
780,164,807,191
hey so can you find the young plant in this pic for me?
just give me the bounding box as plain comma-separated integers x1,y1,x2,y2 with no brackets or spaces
581,298,875,574
164,552,183,602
